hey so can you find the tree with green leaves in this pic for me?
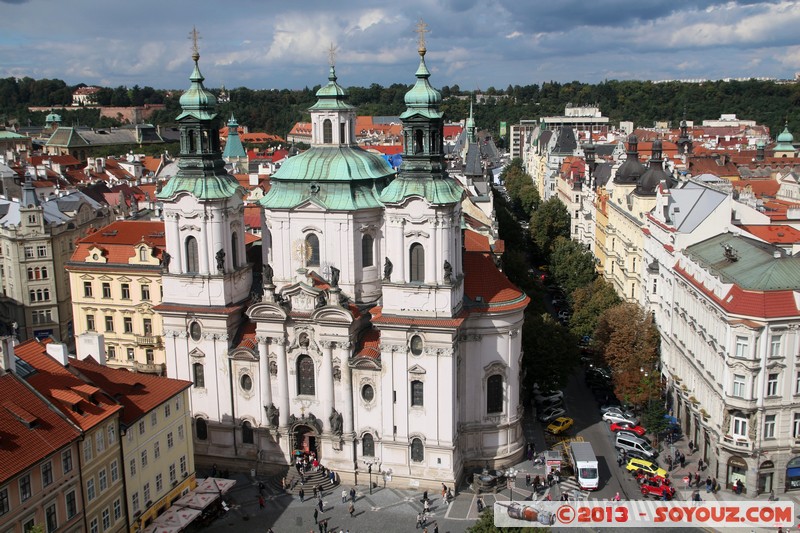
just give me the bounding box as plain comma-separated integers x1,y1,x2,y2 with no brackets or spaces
549,236,596,296
570,277,620,340
529,197,570,259
593,302,660,409
521,311,580,392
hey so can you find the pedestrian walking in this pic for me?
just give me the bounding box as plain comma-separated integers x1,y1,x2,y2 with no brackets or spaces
476,495,485,512
712,477,718,494
667,455,673,471
416,512,423,529
525,473,531,486
698,458,704,471
341,489,347,503
300,488,305,502
313,508,318,524
318,522,323,533
705,477,712,493
424,499,430,513
423,490,428,502
695,472,701,487
349,487,356,502
323,520,328,533
318,497,324,512
433,523,438,533
441,483,447,499
447,488,453,502
348,501,355,517
258,495,265,509
688,440,694,454
313,485,318,498
680,454,686,469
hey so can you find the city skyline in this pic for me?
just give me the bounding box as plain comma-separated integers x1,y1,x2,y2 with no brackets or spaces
1,1,799,91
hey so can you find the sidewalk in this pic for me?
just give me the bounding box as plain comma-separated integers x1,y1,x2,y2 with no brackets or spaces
660,434,800,532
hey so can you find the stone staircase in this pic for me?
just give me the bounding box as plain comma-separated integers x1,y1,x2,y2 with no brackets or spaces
264,466,339,497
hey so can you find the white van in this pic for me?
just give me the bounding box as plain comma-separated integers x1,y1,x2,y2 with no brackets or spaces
615,433,657,460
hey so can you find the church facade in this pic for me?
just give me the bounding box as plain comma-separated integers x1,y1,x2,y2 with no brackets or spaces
160,36,528,487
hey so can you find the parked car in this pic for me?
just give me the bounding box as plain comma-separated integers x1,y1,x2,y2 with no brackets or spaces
609,422,646,437
534,390,564,404
626,458,667,479
537,396,564,410
538,406,567,423
640,478,675,500
546,417,574,435
603,411,639,425
601,406,635,419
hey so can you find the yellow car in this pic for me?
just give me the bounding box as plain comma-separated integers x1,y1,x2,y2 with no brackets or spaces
625,458,668,478
546,417,574,435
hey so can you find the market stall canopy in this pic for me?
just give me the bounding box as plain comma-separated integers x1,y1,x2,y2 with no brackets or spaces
153,507,201,529
195,477,236,494
172,491,218,510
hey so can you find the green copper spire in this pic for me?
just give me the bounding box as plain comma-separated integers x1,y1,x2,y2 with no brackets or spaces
309,65,354,111
775,123,795,153
158,37,242,201
380,22,462,206
466,98,476,143
222,114,247,159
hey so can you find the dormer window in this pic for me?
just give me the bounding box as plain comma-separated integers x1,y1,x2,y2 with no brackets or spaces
139,247,147,261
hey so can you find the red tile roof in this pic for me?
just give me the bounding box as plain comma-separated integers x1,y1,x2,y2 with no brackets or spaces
443,125,463,139
235,321,257,351
29,154,82,167
732,179,780,197
69,220,165,266
370,306,466,328
14,339,122,430
464,252,529,312
154,300,249,315
0,374,81,484
69,357,191,426
675,264,800,318
355,328,380,359
738,225,800,244
364,145,402,155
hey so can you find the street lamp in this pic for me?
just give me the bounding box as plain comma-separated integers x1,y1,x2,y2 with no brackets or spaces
368,463,372,495
505,468,518,502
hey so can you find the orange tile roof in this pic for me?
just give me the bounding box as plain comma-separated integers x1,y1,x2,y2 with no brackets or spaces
443,125,463,139
69,357,191,426
244,205,262,230
738,225,800,244
141,156,162,174
69,220,165,266
370,306,466,328
29,154,82,167
464,231,491,252
355,328,380,359
289,122,312,136
234,321,257,351
14,339,122,430
245,232,260,245
0,374,81,484
732,179,780,197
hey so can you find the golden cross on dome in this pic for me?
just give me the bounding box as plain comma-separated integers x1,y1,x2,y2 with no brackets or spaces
415,18,429,52
189,26,201,59
328,42,338,67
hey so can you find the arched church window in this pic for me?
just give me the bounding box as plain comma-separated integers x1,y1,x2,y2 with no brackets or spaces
362,235,374,267
193,362,205,388
430,131,438,154
409,243,424,283
242,421,254,444
231,232,239,269
323,119,333,144
297,355,315,396
187,130,195,153
362,433,375,457
410,438,424,462
306,234,320,267
195,418,208,440
487,374,503,414
185,236,199,273
414,129,424,154
340,122,346,144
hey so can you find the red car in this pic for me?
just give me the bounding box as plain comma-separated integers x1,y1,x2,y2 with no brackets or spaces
609,421,646,436
641,478,675,500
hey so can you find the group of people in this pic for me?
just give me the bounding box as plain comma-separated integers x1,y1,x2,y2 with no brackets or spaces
665,450,687,471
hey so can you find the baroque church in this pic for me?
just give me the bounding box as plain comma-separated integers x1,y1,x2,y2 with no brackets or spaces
158,31,528,487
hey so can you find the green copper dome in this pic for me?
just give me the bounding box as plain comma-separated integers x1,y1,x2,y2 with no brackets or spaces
400,48,442,120
775,124,795,152
379,176,463,205
177,53,218,121
45,112,61,123
309,66,354,111
222,114,247,159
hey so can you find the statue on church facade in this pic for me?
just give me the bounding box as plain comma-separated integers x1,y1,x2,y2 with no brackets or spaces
330,266,340,288
264,403,279,427
161,251,171,271
216,249,225,272
329,408,343,435
264,262,274,285
443,260,452,283
383,257,393,281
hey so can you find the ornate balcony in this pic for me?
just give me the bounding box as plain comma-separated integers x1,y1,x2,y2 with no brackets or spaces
134,361,165,375
721,435,753,452
135,335,161,346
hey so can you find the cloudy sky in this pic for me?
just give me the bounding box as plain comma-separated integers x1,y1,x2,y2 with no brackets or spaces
1,0,799,91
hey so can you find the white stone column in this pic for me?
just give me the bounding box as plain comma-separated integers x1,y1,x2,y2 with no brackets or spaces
199,215,210,274
257,337,272,426
169,215,182,273
320,341,334,431
396,219,406,282
275,339,289,427
429,218,438,283
338,343,354,434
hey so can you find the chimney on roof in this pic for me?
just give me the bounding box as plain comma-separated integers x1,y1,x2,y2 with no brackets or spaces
774,250,782,259
45,342,70,366
0,336,18,375
76,332,106,366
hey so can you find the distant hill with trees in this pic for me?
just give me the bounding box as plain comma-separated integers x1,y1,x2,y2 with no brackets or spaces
2,76,799,144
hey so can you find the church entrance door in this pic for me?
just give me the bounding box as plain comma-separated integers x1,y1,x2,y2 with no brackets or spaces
294,424,318,458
